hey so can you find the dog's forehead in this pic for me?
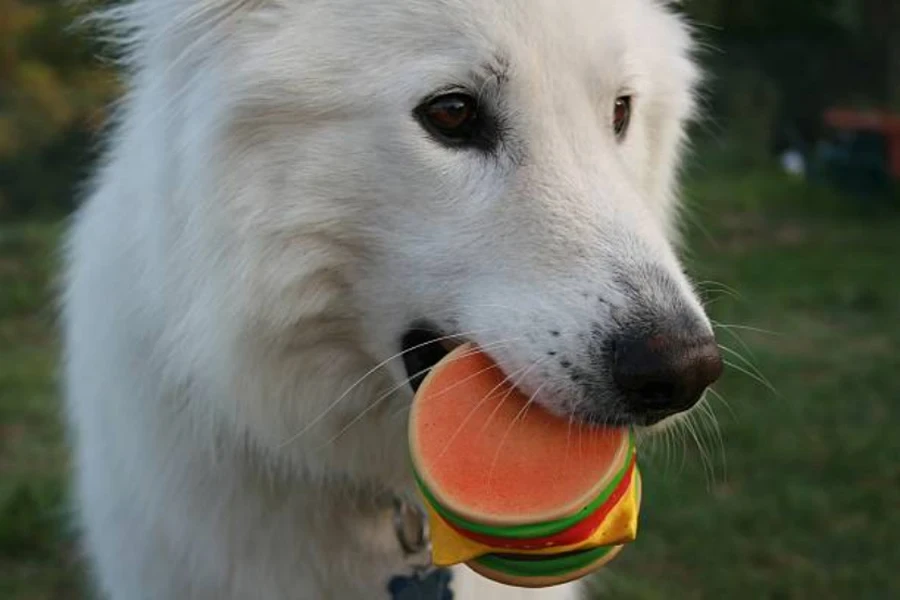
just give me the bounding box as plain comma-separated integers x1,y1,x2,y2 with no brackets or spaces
325,0,642,64
234,0,691,119
267,0,676,75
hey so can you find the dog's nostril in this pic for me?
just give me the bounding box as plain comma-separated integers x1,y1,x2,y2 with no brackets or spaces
612,333,723,417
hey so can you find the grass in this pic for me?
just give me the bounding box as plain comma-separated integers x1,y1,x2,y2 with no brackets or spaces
1,168,898,598
0,222,86,599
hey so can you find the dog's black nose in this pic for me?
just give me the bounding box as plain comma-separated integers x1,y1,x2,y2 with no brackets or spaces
612,331,722,419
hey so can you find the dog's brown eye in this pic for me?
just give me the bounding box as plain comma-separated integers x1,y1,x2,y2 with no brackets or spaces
424,94,476,133
416,92,496,150
613,96,632,140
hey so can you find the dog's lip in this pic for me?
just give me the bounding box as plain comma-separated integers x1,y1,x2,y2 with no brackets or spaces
439,337,464,352
402,327,672,430
401,325,466,393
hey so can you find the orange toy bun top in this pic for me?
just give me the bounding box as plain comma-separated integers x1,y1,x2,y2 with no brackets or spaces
409,343,631,528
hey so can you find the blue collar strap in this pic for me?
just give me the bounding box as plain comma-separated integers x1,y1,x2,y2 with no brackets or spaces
388,568,453,599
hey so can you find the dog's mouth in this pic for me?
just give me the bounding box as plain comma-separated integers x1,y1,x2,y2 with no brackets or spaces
399,324,683,430
401,324,461,393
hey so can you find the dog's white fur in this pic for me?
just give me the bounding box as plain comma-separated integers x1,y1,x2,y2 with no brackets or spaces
63,1,704,598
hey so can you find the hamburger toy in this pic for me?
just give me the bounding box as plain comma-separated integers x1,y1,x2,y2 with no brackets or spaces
408,343,642,588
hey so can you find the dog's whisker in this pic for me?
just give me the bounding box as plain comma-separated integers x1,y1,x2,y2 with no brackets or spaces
673,416,689,476
278,328,508,447
397,337,522,403
666,423,678,474
430,356,535,462
712,322,782,337
282,315,597,448
697,396,727,483
331,338,521,454
486,375,547,490
473,359,546,437
383,336,534,423
316,339,521,450
702,296,731,309
721,356,780,399
717,343,762,376
665,421,676,473
429,359,538,463
401,355,536,459
718,343,771,385
565,408,575,461
705,386,737,420
695,280,743,301
696,291,738,305
653,418,678,477
643,421,668,473
648,416,682,477
698,409,724,488
683,412,715,489
713,323,760,364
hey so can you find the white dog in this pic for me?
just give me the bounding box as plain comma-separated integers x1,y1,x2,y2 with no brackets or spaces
62,0,720,598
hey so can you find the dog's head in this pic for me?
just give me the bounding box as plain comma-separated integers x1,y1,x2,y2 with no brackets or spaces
124,0,719,434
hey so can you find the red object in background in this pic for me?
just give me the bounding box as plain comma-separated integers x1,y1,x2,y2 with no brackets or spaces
823,108,900,179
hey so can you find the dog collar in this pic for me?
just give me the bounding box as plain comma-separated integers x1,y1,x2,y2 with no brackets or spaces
387,569,453,600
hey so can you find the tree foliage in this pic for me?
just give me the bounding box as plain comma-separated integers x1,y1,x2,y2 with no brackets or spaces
0,0,118,218
677,0,899,160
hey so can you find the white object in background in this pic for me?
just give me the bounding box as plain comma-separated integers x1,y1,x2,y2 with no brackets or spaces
780,149,806,177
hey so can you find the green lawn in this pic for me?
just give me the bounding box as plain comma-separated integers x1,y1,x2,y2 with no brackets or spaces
0,222,86,599
1,170,898,599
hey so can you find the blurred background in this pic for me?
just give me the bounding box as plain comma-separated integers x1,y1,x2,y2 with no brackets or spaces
1,1,898,598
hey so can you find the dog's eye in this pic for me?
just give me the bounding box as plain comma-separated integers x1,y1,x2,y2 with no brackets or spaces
415,92,493,150
613,96,632,140
424,94,475,132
